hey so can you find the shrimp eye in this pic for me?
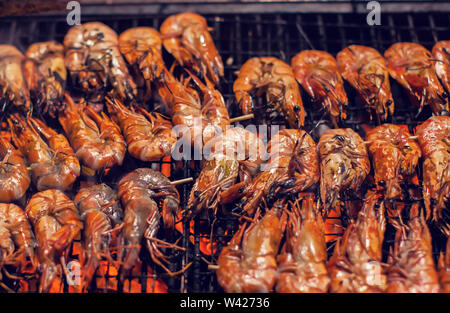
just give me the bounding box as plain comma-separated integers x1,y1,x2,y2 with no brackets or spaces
334,135,345,142
294,105,300,111
442,91,449,98
386,100,393,106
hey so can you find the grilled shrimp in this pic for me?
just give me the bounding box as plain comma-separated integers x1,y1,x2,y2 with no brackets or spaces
439,237,450,293
106,97,176,162
59,94,126,171
0,45,31,114
234,57,305,128
416,115,450,235
328,191,386,293
317,128,370,214
118,168,180,272
232,129,319,215
0,137,30,202
386,203,440,293
432,41,450,96
74,184,123,290
217,203,286,293
385,42,448,115
187,127,265,219
119,27,165,100
366,124,421,200
291,50,347,127
337,45,394,122
8,114,80,191
157,69,229,149
0,203,36,285
25,189,83,293
64,22,137,102
160,12,224,85
23,41,66,117
276,197,330,293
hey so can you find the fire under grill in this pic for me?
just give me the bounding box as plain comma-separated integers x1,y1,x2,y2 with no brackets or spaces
0,5,449,293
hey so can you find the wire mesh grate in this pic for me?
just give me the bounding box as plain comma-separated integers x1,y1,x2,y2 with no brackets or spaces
0,9,449,293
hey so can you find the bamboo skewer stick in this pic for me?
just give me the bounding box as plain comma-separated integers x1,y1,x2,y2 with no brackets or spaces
171,177,194,186
229,113,254,123
208,264,220,270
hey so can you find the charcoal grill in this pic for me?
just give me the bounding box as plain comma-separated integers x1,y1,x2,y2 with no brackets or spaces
0,1,449,293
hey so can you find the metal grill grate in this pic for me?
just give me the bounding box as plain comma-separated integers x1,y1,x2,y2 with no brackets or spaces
0,8,449,293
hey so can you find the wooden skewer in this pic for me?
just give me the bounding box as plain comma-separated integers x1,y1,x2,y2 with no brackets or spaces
229,113,254,123
170,177,194,186
208,264,220,270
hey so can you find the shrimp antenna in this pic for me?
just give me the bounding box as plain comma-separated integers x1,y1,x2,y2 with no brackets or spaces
295,22,315,50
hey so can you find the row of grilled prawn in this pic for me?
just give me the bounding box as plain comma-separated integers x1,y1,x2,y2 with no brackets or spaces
188,115,449,234
0,85,224,200
233,40,450,130
217,192,450,293
1,14,231,153
0,13,227,123
0,168,180,293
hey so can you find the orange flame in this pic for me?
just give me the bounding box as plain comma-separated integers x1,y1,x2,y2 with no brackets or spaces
15,234,169,293
175,212,218,256
0,123,11,142
324,204,343,243
161,155,171,177
95,261,119,292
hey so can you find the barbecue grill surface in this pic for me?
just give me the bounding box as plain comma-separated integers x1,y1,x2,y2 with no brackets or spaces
0,5,449,293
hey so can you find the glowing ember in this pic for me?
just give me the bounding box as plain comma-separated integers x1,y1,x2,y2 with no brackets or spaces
49,277,64,293
175,212,218,256
324,205,343,243
92,260,168,293
123,263,168,293
95,261,119,292
0,130,10,142
161,156,171,177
